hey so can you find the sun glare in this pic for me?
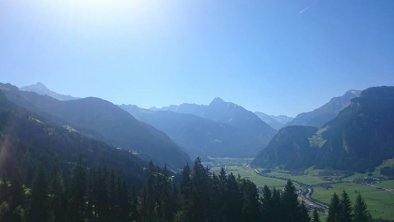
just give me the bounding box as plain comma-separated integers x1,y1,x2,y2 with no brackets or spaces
62,0,144,14
38,0,159,23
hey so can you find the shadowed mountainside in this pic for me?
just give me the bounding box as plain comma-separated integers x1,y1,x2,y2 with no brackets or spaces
0,83,190,169
253,86,394,172
287,90,361,127
0,90,146,185
122,98,276,158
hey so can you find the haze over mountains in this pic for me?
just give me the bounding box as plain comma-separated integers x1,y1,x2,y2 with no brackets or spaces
7,82,394,174
153,98,276,157
121,98,277,158
287,90,361,127
0,83,190,169
0,90,146,184
254,112,293,130
21,82,79,101
15,82,281,160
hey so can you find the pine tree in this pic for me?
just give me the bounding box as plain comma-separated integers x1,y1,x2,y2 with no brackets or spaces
4,155,380,222
175,164,194,222
225,173,242,222
86,168,95,221
28,167,49,222
156,165,176,222
240,179,261,222
271,188,282,222
281,180,299,222
191,158,211,222
312,209,320,222
93,168,110,221
50,172,67,222
353,194,372,222
8,179,26,222
261,185,273,221
339,191,353,222
298,201,311,222
217,168,227,221
219,168,227,185
108,170,117,221
130,186,139,221
68,158,87,222
118,179,131,222
138,166,153,221
209,174,223,221
327,193,341,222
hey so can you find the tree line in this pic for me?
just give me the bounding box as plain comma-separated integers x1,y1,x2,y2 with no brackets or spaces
0,158,373,222
326,190,373,222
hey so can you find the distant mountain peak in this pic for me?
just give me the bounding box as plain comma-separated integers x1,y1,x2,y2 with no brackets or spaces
345,89,361,97
128,97,276,158
34,82,47,88
253,86,394,171
287,89,361,127
210,97,226,105
255,112,294,130
121,99,276,158
21,82,78,101
20,82,47,92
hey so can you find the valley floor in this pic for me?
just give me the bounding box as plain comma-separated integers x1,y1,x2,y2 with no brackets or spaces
205,157,394,221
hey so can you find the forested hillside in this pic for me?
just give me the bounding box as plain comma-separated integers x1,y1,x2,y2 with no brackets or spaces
1,157,373,222
0,83,190,169
0,91,146,185
253,86,394,171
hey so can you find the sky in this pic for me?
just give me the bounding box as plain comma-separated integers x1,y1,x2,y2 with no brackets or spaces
0,0,394,116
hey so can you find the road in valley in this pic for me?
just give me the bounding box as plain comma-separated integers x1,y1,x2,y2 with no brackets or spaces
253,168,328,212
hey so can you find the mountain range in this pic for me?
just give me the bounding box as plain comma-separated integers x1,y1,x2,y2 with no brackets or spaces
122,98,277,158
0,83,190,169
253,86,394,171
287,90,361,127
159,97,274,131
12,82,394,172
21,82,79,101
254,112,293,130
0,89,146,184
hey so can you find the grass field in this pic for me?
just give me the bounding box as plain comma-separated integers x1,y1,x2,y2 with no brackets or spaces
377,180,394,190
205,157,394,220
265,169,394,220
208,159,394,221
264,169,326,185
312,182,394,220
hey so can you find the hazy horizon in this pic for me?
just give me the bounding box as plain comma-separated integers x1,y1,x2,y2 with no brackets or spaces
1,0,394,116
7,81,372,118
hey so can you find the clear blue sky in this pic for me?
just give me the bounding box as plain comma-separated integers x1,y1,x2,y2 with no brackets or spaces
1,0,393,116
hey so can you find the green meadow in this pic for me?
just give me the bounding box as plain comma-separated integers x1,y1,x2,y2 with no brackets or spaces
209,160,394,221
